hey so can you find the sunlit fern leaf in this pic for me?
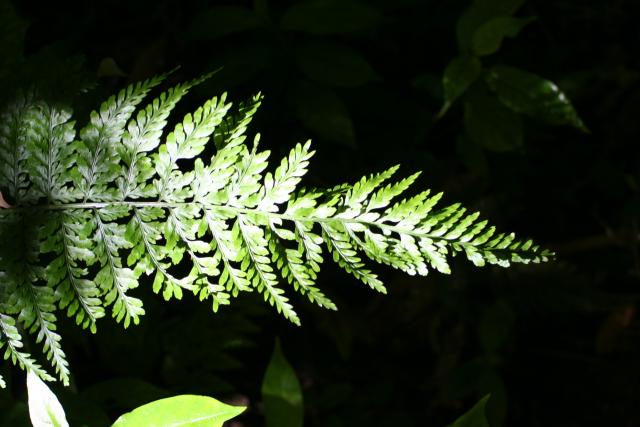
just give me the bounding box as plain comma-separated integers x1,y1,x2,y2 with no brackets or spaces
0,74,552,383
0,313,54,383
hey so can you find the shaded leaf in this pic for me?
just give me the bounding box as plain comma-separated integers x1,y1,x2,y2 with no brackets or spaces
457,0,525,52
296,42,380,88
262,338,304,427
485,66,587,131
187,6,262,40
472,16,536,56
448,394,491,427
111,395,245,427
281,0,380,34
27,371,69,427
464,87,522,152
439,56,482,117
290,80,355,147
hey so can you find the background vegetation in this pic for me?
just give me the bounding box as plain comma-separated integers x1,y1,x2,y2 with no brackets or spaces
1,0,638,426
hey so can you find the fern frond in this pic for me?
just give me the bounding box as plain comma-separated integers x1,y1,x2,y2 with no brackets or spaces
0,313,54,382
0,92,34,204
0,75,552,383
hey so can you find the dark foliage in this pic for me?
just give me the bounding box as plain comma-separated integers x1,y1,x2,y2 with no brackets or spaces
0,0,638,426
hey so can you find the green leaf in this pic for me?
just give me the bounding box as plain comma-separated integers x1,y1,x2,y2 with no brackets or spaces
281,0,380,34
464,87,523,152
111,395,245,427
0,73,552,382
472,16,536,56
27,370,69,427
262,339,304,427
296,42,380,88
290,80,355,147
447,394,491,427
187,6,262,40
457,0,525,52
485,66,588,131
439,56,482,117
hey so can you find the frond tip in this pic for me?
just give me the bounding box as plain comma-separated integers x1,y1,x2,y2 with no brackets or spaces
0,75,552,383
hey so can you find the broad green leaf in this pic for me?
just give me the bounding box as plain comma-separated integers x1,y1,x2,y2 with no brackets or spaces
457,0,525,52
290,80,355,147
439,56,482,117
296,42,380,88
187,6,262,40
262,339,304,427
111,395,245,427
464,88,522,152
27,371,69,427
281,0,380,34
472,16,536,56
447,394,491,427
485,66,588,131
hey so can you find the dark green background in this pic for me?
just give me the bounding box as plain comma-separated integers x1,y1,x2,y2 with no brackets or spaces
1,0,639,426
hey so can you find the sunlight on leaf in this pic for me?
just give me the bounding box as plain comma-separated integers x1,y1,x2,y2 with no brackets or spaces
111,395,245,427
27,371,69,427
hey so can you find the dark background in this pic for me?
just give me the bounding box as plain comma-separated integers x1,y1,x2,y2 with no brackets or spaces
1,0,640,426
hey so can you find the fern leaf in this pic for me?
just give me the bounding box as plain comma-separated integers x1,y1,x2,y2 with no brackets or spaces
0,92,34,204
321,221,386,293
94,206,144,327
77,74,166,201
213,93,262,150
0,313,54,382
16,282,70,385
0,74,553,383
24,103,77,202
267,222,336,310
258,141,314,212
237,215,300,325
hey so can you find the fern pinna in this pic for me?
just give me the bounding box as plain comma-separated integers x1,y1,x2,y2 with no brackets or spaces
0,74,551,385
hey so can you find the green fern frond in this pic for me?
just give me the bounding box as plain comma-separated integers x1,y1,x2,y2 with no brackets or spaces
0,75,552,383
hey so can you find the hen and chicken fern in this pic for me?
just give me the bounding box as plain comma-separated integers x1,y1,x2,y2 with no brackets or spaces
0,74,551,385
